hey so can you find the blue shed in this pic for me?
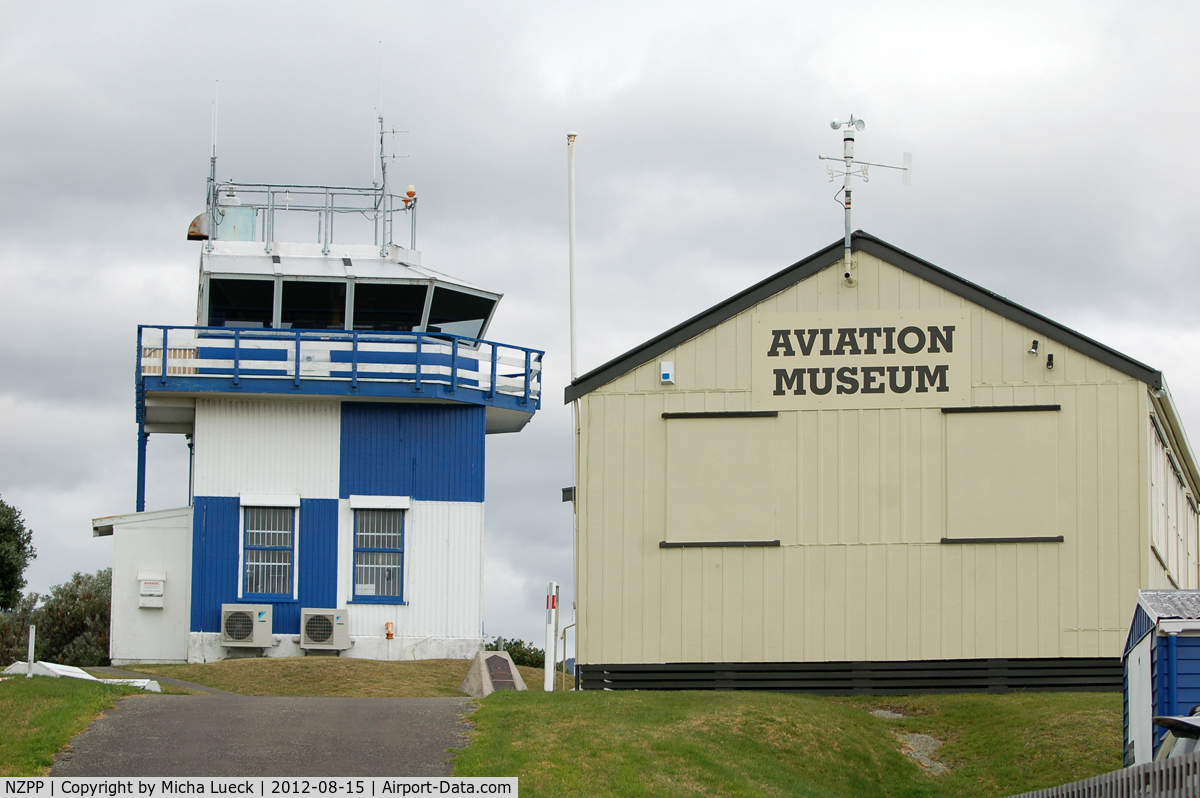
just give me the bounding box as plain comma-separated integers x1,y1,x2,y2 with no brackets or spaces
1124,590,1200,766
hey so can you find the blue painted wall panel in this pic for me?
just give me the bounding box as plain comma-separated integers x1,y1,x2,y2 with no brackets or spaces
339,402,485,501
191,497,240,634
191,496,339,636
298,498,339,612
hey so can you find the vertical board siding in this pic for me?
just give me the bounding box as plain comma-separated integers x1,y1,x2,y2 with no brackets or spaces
346,501,483,640
191,496,338,635
298,499,339,613
577,251,1165,666
193,399,341,499
191,497,240,634
339,403,485,501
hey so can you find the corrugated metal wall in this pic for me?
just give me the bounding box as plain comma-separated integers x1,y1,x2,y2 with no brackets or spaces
343,500,484,640
191,496,338,635
193,398,341,499
339,402,485,501
577,251,1154,666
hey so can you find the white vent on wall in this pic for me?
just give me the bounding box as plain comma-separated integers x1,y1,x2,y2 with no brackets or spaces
300,608,352,651
221,604,273,647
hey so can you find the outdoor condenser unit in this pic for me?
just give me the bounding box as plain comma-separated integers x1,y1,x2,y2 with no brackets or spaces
300,608,352,651
220,603,273,647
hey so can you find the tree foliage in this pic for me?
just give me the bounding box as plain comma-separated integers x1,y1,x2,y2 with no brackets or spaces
0,496,36,611
485,636,545,668
0,569,112,668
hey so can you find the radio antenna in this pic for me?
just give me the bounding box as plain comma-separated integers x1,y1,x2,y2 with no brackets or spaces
819,115,911,286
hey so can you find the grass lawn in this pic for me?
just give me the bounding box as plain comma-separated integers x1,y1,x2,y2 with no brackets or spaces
128,657,547,697
0,677,137,776
454,690,1122,798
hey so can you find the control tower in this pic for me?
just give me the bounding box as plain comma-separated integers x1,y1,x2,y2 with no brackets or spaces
92,127,543,664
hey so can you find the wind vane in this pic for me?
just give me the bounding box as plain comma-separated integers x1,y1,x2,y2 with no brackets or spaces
819,115,911,286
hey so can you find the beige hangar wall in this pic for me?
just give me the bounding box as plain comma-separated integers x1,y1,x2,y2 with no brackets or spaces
575,250,1173,667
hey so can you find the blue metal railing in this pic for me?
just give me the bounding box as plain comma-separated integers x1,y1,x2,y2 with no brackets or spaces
136,324,543,407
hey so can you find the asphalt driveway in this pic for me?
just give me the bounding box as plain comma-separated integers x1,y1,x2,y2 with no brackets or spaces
50,694,473,777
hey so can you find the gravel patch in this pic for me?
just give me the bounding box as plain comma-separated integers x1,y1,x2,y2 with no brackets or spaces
871,709,908,720
896,732,949,775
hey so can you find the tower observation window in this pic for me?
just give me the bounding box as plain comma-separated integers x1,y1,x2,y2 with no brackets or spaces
426,287,495,339
353,283,427,331
281,280,346,330
208,278,274,328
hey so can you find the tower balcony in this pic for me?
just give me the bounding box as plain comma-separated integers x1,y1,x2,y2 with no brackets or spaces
136,324,543,435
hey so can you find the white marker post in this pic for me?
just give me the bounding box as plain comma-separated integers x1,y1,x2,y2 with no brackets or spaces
26,625,35,678
544,581,559,691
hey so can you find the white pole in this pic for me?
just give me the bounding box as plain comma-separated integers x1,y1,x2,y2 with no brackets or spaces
567,133,578,381
842,125,854,285
567,132,581,691
26,625,35,677
544,581,558,691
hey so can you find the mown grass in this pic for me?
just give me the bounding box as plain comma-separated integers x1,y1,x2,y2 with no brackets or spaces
128,657,546,697
454,690,1122,798
0,677,137,776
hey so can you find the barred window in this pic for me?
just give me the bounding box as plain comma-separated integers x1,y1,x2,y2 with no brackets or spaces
354,509,404,601
244,506,294,597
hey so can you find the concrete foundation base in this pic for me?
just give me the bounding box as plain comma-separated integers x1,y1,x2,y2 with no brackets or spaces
182,633,484,664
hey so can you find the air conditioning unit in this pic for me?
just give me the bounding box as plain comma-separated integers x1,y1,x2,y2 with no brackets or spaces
300,608,351,651
221,604,273,647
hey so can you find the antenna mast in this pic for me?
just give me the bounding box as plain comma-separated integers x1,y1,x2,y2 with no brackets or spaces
819,115,911,286
206,80,219,254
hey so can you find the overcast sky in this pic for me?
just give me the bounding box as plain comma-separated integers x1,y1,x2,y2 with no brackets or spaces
2,1,1199,649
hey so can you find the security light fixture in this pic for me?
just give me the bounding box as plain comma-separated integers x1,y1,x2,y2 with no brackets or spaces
1029,340,1039,356
1046,353,1054,370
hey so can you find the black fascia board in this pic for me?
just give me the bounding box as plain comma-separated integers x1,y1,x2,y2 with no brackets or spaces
564,231,1162,403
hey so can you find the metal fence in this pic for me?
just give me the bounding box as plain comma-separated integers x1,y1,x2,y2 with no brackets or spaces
1006,750,1200,797
137,325,543,407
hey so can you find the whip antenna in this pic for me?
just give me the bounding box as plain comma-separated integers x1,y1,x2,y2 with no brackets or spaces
819,116,911,286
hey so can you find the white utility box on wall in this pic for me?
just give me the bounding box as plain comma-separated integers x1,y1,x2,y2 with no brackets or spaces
138,571,166,609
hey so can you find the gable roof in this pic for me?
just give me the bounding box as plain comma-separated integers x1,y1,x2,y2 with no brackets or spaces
564,231,1162,403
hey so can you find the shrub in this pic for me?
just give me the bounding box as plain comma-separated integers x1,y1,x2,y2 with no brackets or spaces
486,637,545,668
37,569,112,667
0,591,41,666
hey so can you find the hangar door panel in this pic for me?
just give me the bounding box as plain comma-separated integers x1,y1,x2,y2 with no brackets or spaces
945,411,1058,540
665,417,776,542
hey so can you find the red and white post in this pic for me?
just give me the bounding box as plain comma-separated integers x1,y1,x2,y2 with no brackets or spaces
543,581,559,691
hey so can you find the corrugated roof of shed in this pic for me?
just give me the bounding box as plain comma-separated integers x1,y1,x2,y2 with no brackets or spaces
1138,590,1200,621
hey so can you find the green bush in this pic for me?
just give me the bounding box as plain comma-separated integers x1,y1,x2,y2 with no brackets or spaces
485,637,545,668
0,591,41,666
0,569,112,668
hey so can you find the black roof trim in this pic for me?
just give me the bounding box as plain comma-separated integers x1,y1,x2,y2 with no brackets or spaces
565,231,1162,403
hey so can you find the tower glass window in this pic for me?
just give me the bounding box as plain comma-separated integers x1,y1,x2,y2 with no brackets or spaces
426,287,495,339
281,280,346,330
243,506,294,598
353,509,404,602
353,283,427,331
208,278,274,328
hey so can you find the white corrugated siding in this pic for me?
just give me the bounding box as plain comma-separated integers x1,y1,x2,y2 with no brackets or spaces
193,398,340,499
343,500,483,640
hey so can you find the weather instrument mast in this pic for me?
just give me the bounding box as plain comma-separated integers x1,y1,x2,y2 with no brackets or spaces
819,116,911,286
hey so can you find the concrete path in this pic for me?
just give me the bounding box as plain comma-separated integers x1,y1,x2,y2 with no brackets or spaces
50,695,473,777
89,666,240,696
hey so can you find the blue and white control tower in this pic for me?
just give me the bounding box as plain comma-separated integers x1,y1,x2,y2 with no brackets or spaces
93,132,543,664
